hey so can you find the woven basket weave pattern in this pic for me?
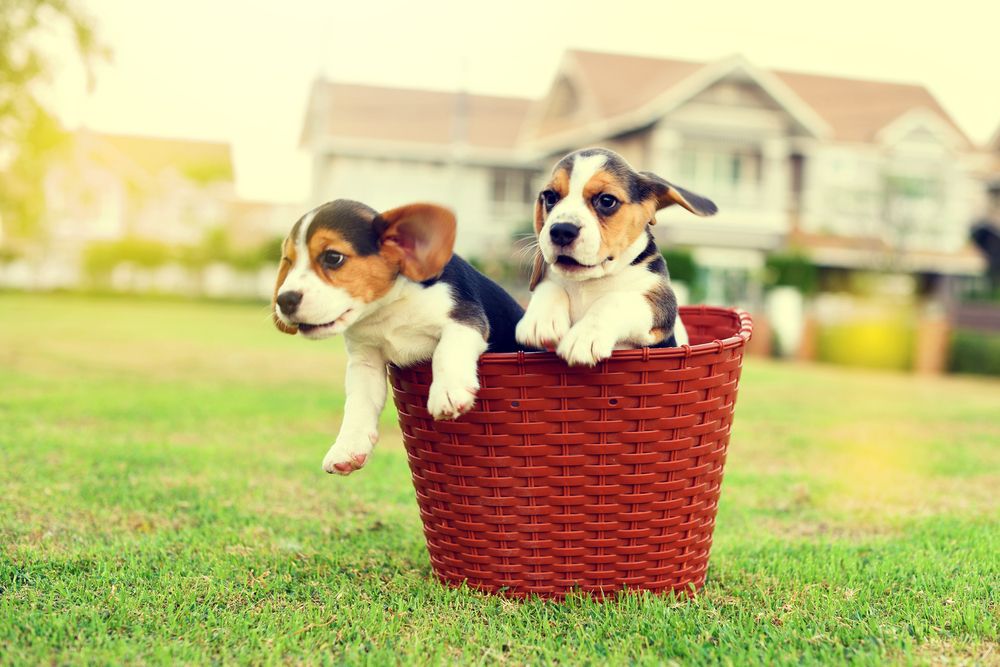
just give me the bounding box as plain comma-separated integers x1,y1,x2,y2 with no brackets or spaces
389,306,752,598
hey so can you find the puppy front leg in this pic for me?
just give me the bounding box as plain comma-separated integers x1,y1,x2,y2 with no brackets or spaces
515,279,572,350
557,294,655,366
427,323,488,420
322,342,386,475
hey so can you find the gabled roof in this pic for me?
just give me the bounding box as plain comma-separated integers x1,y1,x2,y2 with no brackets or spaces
567,50,704,120
301,80,532,152
530,49,971,148
771,69,970,146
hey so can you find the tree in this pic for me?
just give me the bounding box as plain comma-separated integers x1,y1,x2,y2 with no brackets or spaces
0,0,107,241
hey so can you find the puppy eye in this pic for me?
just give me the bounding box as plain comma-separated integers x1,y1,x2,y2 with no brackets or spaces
539,189,560,211
593,194,620,214
320,250,345,269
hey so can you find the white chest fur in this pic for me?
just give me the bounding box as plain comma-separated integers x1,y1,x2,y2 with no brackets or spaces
557,264,663,326
344,280,454,366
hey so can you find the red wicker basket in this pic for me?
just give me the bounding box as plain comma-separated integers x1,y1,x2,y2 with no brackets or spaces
388,306,752,599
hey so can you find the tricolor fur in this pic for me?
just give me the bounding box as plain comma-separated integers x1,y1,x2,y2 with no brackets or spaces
516,147,717,366
273,199,524,475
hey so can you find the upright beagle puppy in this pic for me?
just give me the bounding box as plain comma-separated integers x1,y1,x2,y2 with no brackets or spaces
516,148,717,365
273,199,524,475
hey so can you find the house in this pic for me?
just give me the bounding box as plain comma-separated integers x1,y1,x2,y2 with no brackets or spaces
521,50,985,301
301,51,986,304
299,80,539,255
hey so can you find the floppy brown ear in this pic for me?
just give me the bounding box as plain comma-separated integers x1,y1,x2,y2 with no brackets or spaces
375,203,456,282
272,250,298,335
529,251,546,291
639,171,718,217
527,197,548,290
532,195,545,234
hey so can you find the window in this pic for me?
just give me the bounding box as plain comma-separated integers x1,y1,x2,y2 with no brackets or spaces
677,139,763,207
883,173,946,249
491,169,535,209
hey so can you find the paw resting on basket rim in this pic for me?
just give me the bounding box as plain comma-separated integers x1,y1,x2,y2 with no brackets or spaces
322,431,377,475
516,307,571,350
556,319,617,366
427,380,478,420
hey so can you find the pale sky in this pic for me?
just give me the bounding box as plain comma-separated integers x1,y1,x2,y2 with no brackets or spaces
42,0,1000,202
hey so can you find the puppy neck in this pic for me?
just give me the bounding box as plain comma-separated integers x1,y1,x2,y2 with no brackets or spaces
619,228,655,266
345,274,420,327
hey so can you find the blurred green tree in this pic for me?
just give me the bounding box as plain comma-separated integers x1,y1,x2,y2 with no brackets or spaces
0,0,107,240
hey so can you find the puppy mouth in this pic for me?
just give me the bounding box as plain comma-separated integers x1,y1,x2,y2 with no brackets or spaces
553,255,611,271
295,308,354,335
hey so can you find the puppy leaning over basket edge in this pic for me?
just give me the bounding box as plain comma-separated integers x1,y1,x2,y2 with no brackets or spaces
271,199,525,476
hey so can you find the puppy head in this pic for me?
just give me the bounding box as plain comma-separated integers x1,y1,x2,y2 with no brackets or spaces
272,200,456,339
530,147,716,287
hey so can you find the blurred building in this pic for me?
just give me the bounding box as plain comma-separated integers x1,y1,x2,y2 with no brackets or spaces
45,131,236,247
529,51,983,297
302,50,986,302
10,131,296,290
300,81,540,255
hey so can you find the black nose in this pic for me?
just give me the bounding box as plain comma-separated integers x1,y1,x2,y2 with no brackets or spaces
549,222,580,247
276,291,302,316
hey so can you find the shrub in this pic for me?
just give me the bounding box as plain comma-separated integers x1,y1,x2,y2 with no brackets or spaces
949,329,1000,376
83,237,173,278
765,251,818,295
661,248,697,284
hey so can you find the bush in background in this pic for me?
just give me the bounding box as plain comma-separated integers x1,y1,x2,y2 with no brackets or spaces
83,229,283,282
83,237,173,278
661,248,697,284
949,329,1000,376
765,251,818,295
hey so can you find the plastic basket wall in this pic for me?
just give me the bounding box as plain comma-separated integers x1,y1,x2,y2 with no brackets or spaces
388,306,752,599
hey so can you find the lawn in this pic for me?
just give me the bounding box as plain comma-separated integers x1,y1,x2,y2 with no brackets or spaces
1,292,998,665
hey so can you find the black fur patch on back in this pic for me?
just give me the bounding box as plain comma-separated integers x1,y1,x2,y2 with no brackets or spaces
306,200,381,256
422,255,527,353
646,279,679,349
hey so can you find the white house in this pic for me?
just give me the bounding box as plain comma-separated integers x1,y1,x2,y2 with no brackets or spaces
301,51,986,301
521,51,984,296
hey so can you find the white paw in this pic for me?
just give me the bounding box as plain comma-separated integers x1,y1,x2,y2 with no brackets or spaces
556,320,618,367
322,431,377,475
516,307,571,350
427,380,478,420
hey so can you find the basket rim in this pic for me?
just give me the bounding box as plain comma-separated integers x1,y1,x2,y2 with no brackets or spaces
476,305,752,366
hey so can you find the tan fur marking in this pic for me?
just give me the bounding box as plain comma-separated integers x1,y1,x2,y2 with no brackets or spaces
536,168,570,234
583,170,654,261
308,228,397,303
272,237,298,334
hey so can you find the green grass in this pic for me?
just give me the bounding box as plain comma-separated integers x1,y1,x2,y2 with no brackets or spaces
1,292,998,665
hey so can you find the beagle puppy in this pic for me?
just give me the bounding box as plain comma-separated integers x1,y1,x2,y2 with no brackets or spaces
273,199,524,475
516,147,717,365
